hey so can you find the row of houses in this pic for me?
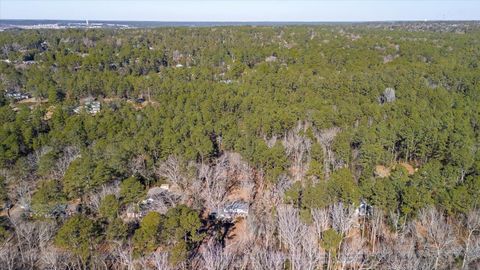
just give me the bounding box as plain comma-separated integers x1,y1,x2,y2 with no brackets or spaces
123,183,250,222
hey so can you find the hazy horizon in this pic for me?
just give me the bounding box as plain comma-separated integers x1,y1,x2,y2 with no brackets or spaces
1,1,479,22
1,19,479,23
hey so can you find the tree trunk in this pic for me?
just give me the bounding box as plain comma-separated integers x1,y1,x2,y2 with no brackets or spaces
462,232,472,269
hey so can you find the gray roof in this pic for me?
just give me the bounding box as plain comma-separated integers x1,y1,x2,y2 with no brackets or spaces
224,201,249,212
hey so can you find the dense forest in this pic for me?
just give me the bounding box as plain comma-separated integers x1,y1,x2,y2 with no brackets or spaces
0,23,479,269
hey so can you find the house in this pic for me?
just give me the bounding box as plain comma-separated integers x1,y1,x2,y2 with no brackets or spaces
160,184,170,191
66,201,81,216
5,90,30,101
146,186,165,199
139,186,179,215
47,204,67,218
44,201,81,219
86,101,101,114
265,55,278,62
213,200,249,220
378,88,396,104
355,200,373,217
220,79,233,84
125,204,142,220
73,99,101,114
135,97,146,103
22,60,36,65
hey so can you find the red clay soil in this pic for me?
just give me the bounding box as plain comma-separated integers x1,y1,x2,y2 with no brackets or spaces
375,162,416,178
226,187,251,202
399,162,416,175
226,218,248,245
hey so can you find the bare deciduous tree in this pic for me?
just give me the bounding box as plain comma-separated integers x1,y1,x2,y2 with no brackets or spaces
282,122,311,181
199,156,231,212
376,234,421,270
129,154,151,180
40,247,72,270
298,228,324,270
312,208,330,238
277,205,311,270
330,202,355,237
15,181,32,212
417,208,459,270
10,217,37,268
5,218,57,269
369,208,384,253
224,152,254,188
314,127,340,179
0,242,18,270
144,190,180,214
151,251,171,270
201,240,236,270
250,247,285,270
338,238,366,270
53,146,80,179
88,182,120,212
268,175,292,207
462,209,480,269
156,156,186,187
115,242,136,270
247,205,277,249
90,252,110,270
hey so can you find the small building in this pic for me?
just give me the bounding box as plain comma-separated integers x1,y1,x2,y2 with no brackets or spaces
86,101,101,114
378,87,396,104
44,201,81,219
213,201,249,220
355,200,373,217
22,60,36,65
265,55,278,63
5,90,30,101
146,186,165,198
135,97,146,103
139,185,178,215
159,184,170,191
220,79,233,84
125,204,142,220
47,204,67,219
66,202,81,216
73,100,101,114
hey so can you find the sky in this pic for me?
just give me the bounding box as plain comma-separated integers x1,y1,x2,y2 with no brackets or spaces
1,0,479,22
